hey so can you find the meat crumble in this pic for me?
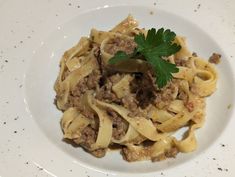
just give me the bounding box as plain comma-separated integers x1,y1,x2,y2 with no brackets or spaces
104,37,137,55
209,53,221,64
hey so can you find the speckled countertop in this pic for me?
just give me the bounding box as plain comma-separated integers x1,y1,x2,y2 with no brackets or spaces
0,0,235,177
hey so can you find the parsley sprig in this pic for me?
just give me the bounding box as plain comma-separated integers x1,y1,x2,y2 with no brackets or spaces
108,28,181,88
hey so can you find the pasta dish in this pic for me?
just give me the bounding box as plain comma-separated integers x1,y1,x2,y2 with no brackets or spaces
54,15,218,162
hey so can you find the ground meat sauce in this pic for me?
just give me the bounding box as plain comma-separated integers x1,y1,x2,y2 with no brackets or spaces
151,147,179,162
122,146,151,162
209,53,221,64
90,148,107,158
130,73,156,109
177,90,188,102
62,36,185,158
65,69,101,110
107,108,128,140
95,79,118,103
70,69,101,98
154,80,179,109
192,52,198,57
79,126,97,149
175,58,188,66
104,37,137,55
121,95,138,112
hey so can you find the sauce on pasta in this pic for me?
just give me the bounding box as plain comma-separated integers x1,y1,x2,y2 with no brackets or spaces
54,15,218,162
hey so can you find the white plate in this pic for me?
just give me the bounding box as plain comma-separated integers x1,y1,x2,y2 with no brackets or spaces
1,0,235,177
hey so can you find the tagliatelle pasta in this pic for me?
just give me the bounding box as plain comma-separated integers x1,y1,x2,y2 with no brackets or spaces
54,15,218,162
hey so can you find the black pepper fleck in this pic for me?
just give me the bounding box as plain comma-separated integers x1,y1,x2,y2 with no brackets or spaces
14,116,19,120
77,5,80,8
220,143,225,147
19,84,23,88
225,168,228,172
194,3,201,12
14,131,17,133
69,169,72,172
68,3,72,6
25,162,29,165
5,60,8,63
197,4,201,9
20,41,23,44
218,167,223,171
212,158,216,160
3,122,6,125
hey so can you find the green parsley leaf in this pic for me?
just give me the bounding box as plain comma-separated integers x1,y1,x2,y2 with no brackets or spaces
144,52,179,88
108,51,130,64
135,28,181,88
143,43,181,57
108,27,181,88
155,28,177,45
134,33,146,52
134,28,178,52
